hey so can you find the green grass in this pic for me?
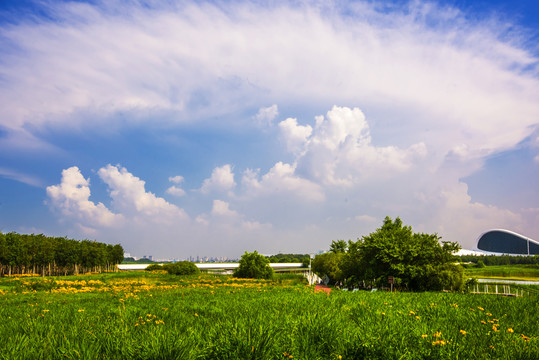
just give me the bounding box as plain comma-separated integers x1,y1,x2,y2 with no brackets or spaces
464,265,539,281
0,272,537,359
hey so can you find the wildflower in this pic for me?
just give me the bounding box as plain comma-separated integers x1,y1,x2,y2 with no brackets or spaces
481,321,486,324
421,334,428,338
42,309,49,312
490,345,495,349
381,312,385,316
415,316,420,320
78,309,84,312
486,313,492,316
520,334,530,341
492,325,499,332
409,311,415,315
452,303,458,308
194,313,198,317
507,328,514,333
477,307,484,311
433,331,442,338
459,330,467,335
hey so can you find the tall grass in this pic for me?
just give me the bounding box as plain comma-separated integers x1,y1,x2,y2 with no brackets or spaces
0,273,537,359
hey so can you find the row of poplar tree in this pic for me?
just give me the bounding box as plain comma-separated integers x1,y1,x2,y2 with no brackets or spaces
0,232,124,276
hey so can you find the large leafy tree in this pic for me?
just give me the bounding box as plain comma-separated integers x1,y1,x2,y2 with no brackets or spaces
343,216,464,291
234,251,274,279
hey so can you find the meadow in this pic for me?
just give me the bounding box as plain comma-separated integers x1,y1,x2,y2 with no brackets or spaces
0,272,537,359
464,264,539,281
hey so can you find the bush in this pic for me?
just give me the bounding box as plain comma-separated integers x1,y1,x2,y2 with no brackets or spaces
234,251,274,279
145,263,164,271
164,261,200,275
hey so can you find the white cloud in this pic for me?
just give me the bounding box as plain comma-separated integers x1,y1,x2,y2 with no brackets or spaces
200,164,236,194
98,164,188,221
211,200,239,217
242,162,325,202
166,186,186,197
278,117,312,155
169,175,184,184
166,175,186,197
46,166,122,228
294,106,427,185
0,167,43,187
255,104,279,127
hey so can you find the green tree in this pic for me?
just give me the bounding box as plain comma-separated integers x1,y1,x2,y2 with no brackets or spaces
329,240,348,253
234,251,273,279
312,252,344,285
164,261,199,275
344,216,463,291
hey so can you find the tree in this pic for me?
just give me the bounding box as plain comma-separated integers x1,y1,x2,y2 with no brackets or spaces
312,251,344,285
234,251,273,279
329,240,348,253
164,261,200,275
343,216,464,291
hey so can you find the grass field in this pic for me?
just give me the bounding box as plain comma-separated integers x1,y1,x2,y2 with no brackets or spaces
0,272,537,359
464,265,539,281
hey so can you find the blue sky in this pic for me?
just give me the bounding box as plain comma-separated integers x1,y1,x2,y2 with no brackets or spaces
0,0,538,259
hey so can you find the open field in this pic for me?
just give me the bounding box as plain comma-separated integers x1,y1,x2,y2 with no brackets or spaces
0,272,537,359
464,265,539,281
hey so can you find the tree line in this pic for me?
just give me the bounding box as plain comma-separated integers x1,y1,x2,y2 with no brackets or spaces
457,254,539,266
0,232,124,276
312,217,464,291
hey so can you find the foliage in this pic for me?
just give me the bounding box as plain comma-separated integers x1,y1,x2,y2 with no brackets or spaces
0,231,123,276
0,272,537,359
234,251,273,279
312,252,344,285
145,264,164,271
458,254,539,266
342,216,464,291
329,239,348,253
163,261,199,275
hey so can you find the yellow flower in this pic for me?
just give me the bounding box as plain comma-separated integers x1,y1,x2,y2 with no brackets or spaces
415,316,420,320
459,330,467,335
433,331,442,338
381,312,385,316
477,307,484,311
78,309,84,312
481,321,486,324
492,325,499,332
486,312,492,316
194,313,198,317
421,334,428,338
507,328,514,333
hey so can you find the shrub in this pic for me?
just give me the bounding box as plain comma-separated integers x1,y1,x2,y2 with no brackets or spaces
145,263,164,271
234,251,274,279
164,261,200,275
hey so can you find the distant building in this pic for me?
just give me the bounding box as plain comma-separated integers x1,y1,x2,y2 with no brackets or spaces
475,229,539,255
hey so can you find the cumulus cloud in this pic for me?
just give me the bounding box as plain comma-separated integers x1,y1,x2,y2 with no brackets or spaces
278,117,312,155
200,164,236,194
166,175,186,197
98,164,188,221
211,199,239,217
46,166,122,228
255,104,279,127
291,106,427,185
242,162,325,202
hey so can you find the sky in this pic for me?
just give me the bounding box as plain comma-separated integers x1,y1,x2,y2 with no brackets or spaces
0,0,538,259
